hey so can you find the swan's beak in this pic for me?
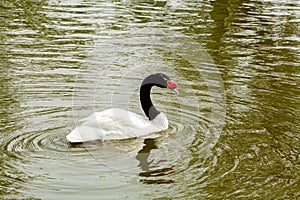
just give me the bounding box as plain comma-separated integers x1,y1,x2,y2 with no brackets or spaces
167,80,179,95
170,88,179,95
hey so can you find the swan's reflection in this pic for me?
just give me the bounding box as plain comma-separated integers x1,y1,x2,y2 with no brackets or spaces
136,139,174,184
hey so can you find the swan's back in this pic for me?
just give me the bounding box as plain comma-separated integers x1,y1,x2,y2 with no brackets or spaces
67,108,168,143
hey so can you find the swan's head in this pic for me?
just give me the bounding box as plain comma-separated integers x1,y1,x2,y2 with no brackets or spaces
154,73,179,95
141,73,179,95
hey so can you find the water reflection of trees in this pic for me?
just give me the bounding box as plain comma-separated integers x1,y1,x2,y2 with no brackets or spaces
154,0,300,197
204,0,299,135
1,0,53,34
0,0,95,197
206,0,300,197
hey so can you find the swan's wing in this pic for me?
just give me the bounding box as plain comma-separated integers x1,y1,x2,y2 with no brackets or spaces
66,125,105,142
67,108,168,142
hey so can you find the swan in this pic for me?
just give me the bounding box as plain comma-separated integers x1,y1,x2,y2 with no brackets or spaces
67,73,178,143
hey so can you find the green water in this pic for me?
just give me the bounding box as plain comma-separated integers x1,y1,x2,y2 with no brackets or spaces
0,0,299,199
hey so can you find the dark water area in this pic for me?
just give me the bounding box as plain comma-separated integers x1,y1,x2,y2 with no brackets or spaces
0,0,299,199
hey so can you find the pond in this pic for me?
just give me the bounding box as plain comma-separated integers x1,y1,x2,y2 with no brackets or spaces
1,0,299,199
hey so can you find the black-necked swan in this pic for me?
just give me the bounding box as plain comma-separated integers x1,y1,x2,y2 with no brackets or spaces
66,73,178,143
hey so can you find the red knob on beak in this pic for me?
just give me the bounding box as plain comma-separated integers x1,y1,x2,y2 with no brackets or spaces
167,80,177,89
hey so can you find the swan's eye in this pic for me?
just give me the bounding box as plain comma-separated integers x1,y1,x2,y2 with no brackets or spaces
160,74,165,78
160,74,168,81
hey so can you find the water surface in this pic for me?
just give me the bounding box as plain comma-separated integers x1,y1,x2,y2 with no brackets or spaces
1,0,299,199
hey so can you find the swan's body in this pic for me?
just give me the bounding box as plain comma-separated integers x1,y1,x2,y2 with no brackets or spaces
67,73,178,143
67,108,168,143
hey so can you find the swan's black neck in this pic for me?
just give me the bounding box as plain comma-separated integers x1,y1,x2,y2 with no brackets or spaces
140,84,160,120
140,75,163,120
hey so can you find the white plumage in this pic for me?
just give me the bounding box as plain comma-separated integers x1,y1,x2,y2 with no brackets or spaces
67,108,168,143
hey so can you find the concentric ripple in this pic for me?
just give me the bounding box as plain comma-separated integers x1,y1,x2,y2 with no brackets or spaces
67,27,226,177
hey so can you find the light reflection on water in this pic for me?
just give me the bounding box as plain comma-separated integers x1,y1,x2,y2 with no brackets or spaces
0,0,299,199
